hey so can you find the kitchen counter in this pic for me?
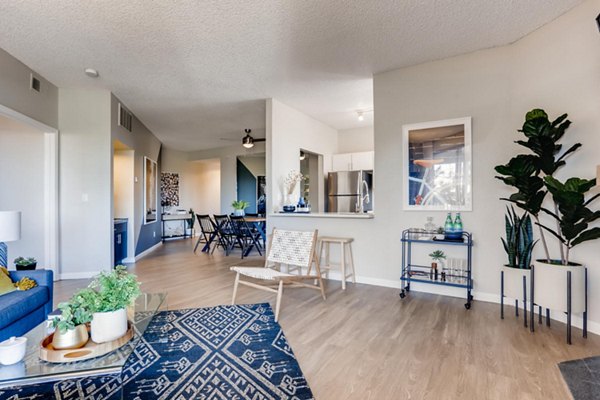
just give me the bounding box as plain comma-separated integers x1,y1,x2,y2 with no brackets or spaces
269,212,374,219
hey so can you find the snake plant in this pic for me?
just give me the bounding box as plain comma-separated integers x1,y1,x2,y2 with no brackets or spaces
502,206,536,269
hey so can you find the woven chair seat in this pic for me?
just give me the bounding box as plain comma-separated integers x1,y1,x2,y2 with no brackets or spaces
231,266,294,281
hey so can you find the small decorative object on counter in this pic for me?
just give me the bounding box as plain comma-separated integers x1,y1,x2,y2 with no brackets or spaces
14,257,36,271
0,336,27,365
283,170,305,211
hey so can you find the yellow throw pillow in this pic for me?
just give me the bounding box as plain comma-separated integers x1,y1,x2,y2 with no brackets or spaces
0,269,15,296
0,267,9,277
15,277,37,291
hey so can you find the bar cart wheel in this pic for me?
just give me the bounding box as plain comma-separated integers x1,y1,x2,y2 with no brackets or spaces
399,290,406,299
464,302,471,310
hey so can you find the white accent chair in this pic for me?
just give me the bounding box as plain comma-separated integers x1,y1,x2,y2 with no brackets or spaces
230,228,326,321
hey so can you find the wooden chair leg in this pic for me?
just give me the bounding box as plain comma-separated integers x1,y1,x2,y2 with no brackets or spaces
275,280,284,322
193,235,202,253
341,242,346,290
232,273,240,305
318,275,327,300
348,243,356,284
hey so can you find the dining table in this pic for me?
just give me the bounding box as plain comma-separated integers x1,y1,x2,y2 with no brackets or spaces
244,216,267,246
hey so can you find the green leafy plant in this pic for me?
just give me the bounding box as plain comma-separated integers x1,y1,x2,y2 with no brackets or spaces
538,177,600,265
13,257,36,267
88,265,141,313
52,288,96,333
231,200,250,210
429,250,446,263
502,206,536,269
494,109,600,265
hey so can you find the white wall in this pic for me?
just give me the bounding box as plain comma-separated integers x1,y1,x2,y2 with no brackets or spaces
238,155,266,177
188,143,266,214
268,0,600,332
161,147,221,215
0,115,45,266
337,126,374,153
267,98,338,213
58,89,112,278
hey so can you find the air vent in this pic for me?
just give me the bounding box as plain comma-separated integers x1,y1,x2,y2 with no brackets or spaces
30,74,41,92
118,103,133,132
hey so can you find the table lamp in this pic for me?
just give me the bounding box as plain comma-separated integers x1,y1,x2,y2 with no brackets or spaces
0,211,21,268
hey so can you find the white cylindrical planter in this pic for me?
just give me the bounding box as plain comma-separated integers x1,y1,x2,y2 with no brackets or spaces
501,266,531,301
533,260,585,313
91,308,128,343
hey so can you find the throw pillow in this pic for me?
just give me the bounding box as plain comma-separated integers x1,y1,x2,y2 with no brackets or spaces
15,277,37,291
0,268,16,296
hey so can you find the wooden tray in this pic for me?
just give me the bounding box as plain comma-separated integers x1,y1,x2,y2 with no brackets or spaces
39,321,134,363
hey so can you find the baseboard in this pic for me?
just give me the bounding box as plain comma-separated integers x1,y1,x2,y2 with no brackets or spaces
317,269,600,336
122,257,136,263
59,271,102,280
134,242,162,262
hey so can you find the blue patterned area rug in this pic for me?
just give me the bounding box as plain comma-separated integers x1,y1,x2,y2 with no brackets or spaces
0,303,314,399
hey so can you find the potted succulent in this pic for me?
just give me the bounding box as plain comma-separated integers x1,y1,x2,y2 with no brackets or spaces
88,265,141,344
231,200,250,216
500,206,536,302
52,289,95,350
429,250,445,280
14,257,36,271
495,109,599,316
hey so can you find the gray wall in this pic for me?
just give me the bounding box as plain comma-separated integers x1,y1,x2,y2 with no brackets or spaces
58,89,112,278
111,94,163,256
0,48,58,129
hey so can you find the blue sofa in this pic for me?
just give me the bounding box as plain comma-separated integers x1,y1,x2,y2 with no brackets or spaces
0,269,53,341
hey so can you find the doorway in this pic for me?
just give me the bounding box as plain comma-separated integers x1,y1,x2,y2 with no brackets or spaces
113,140,135,263
0,104,58,275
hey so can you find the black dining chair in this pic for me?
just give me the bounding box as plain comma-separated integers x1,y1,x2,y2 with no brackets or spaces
193,214,222,254
229,216,263,258
213,214,236,255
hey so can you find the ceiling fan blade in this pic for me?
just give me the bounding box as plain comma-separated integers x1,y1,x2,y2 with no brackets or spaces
219,138,240,141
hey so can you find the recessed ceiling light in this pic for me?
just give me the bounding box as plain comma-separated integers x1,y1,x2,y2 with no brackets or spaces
84,68,99,78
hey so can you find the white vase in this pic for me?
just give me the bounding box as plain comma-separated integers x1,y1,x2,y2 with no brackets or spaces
91,308,128,343
233,209,245,217
533,260,585,313
501,265,531,301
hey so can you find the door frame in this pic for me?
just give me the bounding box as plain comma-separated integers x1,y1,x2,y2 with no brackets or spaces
0,104,59,278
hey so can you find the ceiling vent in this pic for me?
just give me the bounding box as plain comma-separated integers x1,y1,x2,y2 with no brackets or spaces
118,103,133,132
30,73,41,92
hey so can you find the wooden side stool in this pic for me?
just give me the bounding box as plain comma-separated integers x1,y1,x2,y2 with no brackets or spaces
315,236,356,290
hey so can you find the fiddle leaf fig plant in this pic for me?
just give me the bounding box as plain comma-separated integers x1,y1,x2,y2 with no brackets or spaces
538,176,600,264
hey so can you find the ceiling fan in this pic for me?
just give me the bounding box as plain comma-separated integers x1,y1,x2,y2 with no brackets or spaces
220,129,265,148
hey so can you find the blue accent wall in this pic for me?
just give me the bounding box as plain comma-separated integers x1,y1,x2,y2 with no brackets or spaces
237,160,257,213
136,147,163,255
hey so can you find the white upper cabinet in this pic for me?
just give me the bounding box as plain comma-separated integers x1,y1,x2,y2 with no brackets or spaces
350,151,374,171
331,153,352,172
330,151,374,171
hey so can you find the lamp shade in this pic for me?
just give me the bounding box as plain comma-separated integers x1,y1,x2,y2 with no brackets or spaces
0,211,21,242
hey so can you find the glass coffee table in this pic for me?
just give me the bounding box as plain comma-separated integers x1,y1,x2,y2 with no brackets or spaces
0,292,167,389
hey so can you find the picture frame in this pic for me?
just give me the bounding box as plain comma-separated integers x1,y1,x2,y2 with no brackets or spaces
144,157,158,224
402,117,472,211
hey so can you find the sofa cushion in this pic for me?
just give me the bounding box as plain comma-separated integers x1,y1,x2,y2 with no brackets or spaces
0,268,15,296
0,286,49,330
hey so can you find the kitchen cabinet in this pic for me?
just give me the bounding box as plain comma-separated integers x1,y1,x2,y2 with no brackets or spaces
114,219,128,266
331,151,374,172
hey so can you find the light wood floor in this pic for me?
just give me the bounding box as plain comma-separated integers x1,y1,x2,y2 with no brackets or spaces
54,239,599,400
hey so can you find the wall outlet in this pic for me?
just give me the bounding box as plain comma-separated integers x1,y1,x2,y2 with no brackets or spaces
81,193,89,202
153,231,156,238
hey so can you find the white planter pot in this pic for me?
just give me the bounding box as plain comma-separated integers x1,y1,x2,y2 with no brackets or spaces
233,209,245,216
533,260,586,313
501,266,531,301
91,308,128,344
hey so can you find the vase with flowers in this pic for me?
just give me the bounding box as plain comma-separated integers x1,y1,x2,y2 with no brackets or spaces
283,170,305,212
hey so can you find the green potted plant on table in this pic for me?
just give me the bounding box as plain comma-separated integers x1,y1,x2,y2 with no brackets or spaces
14,257,36,271
495,109,600,323
52,289,95,350
88,265,141,344
232,200,250,216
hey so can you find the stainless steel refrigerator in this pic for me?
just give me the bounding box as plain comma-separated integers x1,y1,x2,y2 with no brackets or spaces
327,171,373,213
